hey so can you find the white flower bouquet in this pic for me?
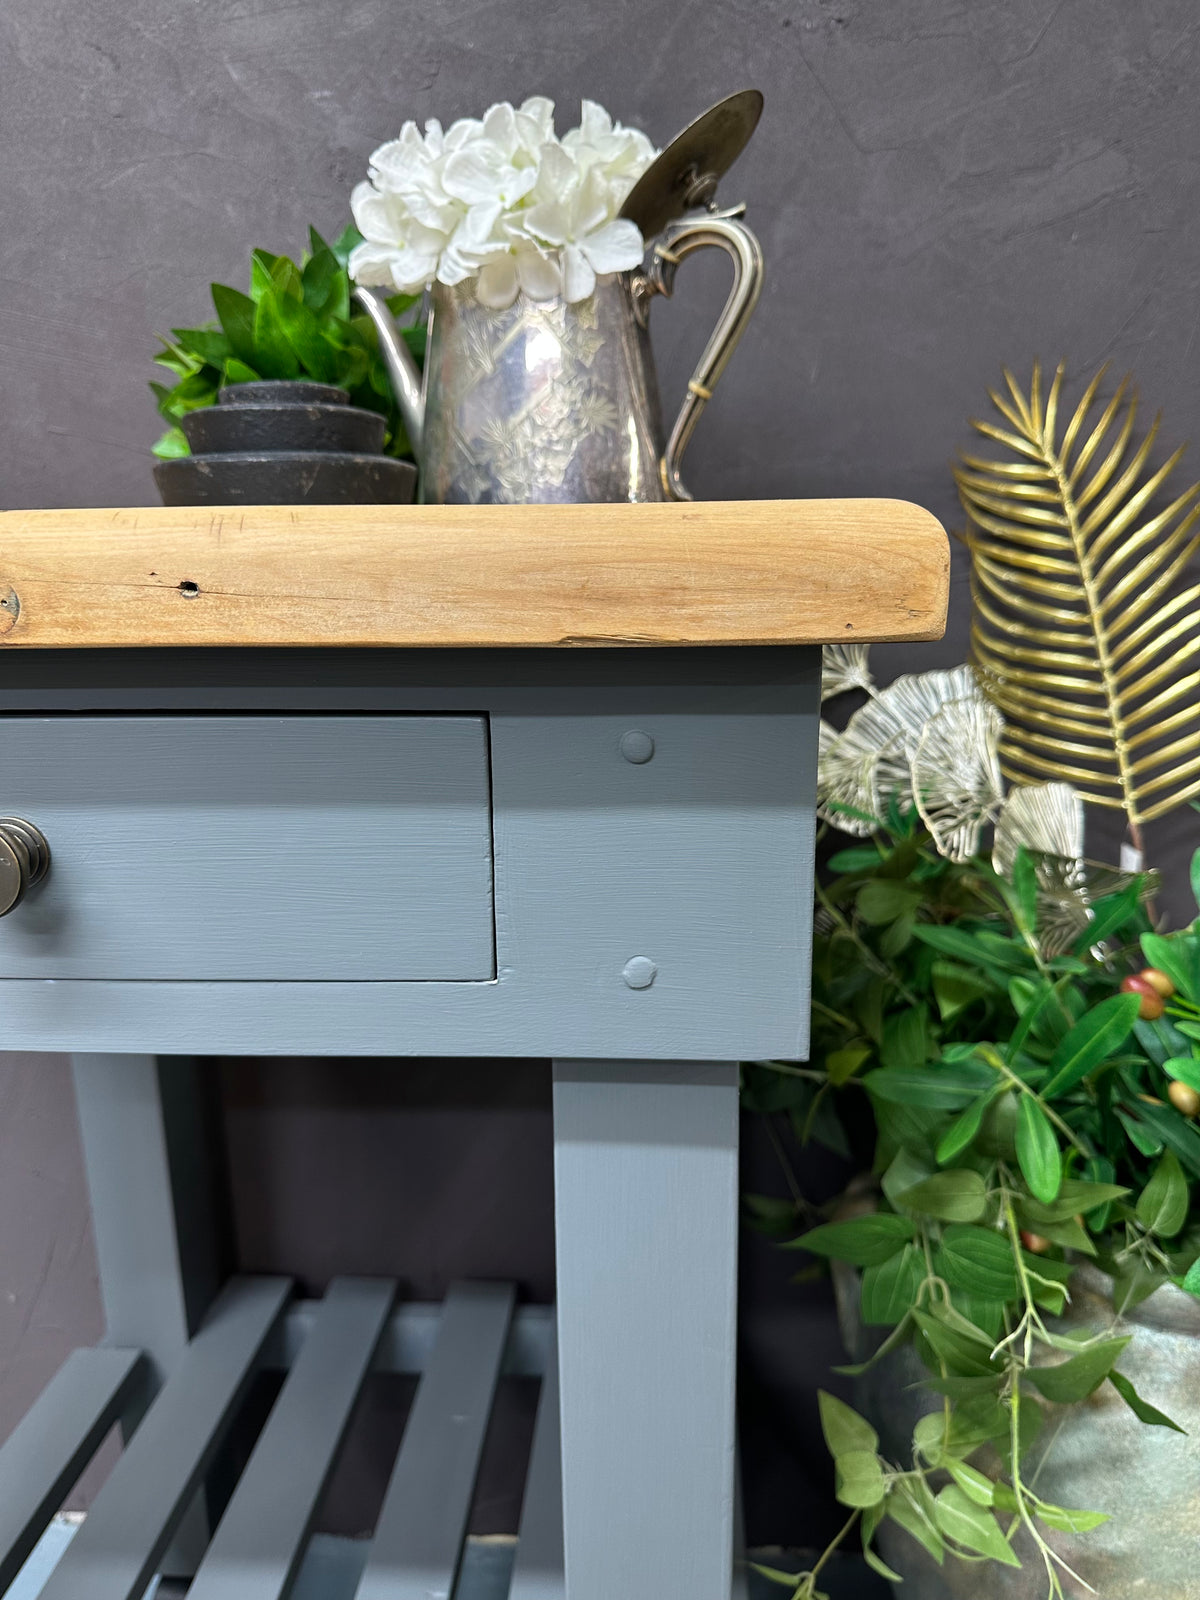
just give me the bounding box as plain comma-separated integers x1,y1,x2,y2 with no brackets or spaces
349,97,659,309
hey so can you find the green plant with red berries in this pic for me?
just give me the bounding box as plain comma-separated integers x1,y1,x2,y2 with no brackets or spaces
746,810,1200,1600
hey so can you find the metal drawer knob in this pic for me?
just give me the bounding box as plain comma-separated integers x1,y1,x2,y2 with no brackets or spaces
0,818,50,916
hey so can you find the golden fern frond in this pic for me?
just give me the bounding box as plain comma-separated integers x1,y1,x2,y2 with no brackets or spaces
956,361,1200,838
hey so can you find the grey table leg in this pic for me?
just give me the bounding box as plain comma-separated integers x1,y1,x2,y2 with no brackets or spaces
552,1060,739,1600
70,1054,225,1576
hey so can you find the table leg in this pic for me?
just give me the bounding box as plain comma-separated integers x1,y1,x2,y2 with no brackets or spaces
70,1054,225,1575
552,1060,739,1600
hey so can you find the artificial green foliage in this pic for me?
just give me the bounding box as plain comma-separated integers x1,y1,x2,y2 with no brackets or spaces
150,224,424,460
745,807,1200,1600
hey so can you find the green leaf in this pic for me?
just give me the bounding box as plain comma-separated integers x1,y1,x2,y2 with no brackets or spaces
249,248,281,299
1142,931,1199,1004
302,245,349,320
862,1544,903,1584
912,924,1032,976
789,1213,915,1266
932,1485,1021,1566
882,1005,930,1071
945,1460,999,1506
827,846,883,872
897,1169,988,1222
864,1057,994,1110
211,283,258,366
861,1243,924,1326
1073,879,1144,955
151,427,190,459
1035,1502,1110,1534
911,1304,998,1378
1108,1368,1187,1432
935,1225,1019,1300
857,879,920,925
1041,992,1141,1098
1027,1336,1130,1403
1165,1055,1200,1094
1120,1095,1200,1177
932,960,994,1022
826,1042,872,1087
223,357,260,384
1136,1149,1189,1237
1117,1107,1164,1158
1010,845,1039,933
818,1390,878,1458
330,221,364,268
1181,1257,1200,1298
887,1481,946,1564
274,293,341,383
936,1093,992,1164
1015,1096,1061,1203
170,325,232,367
1192,846,1200,915
252,289,301,379
835,1449,887,1508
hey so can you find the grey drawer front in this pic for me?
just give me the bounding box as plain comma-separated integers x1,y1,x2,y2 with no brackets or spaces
0,717,494,981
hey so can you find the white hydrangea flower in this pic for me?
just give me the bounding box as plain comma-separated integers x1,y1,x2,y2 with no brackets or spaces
349,97,657,308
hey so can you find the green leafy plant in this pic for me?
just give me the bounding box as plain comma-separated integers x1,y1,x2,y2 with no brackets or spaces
748,649,1200,1600
150,224,423,460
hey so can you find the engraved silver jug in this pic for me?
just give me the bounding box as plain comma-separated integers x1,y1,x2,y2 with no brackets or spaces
355,207,763,505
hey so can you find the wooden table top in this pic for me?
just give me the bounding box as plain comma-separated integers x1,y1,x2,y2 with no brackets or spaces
0,499,948,650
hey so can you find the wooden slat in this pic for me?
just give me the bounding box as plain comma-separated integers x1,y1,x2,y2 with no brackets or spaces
353,1281,515,1600
39,1277,291,1600
187,1279,396,1600
509,1338,564,1600
0,500,948,650
0,1346,143,1593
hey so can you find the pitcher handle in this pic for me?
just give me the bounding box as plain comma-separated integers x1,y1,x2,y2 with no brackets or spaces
642,211,764,502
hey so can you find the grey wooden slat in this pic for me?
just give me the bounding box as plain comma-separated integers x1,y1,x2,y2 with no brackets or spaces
353,1281,515,1600
39,1276,292,1600
0,1346,143,1593
509,1337,564,1600
187,1278,396,1600
553,1061,740,1600
270,1302,554,1379
72,1052,226,1576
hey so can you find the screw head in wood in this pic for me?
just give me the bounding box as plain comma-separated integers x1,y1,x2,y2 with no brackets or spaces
622,956,658,989
620,729,655,764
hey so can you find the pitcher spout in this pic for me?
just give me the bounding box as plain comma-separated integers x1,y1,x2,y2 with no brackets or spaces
353,287,425,458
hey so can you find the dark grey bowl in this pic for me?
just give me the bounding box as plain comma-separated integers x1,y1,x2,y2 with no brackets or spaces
182,403,387,456
154,452,417,506
219,380,349,407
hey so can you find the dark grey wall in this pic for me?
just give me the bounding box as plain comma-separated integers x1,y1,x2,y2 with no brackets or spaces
3,0,1200,1547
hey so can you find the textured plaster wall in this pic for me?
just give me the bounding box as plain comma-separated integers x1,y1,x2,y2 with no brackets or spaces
2,0,1200,1544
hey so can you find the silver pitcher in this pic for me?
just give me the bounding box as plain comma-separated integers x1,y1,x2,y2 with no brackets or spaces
355,206,763,505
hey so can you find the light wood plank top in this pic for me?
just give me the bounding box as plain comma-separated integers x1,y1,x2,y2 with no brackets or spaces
0,499,948,649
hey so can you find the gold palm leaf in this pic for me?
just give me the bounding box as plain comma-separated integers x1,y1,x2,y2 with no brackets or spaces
955,361,1200,844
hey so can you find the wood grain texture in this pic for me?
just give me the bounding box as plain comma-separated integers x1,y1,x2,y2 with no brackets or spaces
0,500,948,650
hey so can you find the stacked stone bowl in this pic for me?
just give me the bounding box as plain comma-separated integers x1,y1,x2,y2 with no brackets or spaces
153,380,417,506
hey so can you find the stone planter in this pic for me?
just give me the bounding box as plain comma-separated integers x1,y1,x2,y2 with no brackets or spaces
835,1263,1200,1598
154,380,416,506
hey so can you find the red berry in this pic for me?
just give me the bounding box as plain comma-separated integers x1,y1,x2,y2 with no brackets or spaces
1140,968,1176,999
1121,974,1165,1020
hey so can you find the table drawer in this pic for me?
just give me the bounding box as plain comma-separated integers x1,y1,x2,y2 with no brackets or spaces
0,716,494,981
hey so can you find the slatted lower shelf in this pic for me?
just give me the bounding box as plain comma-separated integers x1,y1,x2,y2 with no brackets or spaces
0,1277,561,1600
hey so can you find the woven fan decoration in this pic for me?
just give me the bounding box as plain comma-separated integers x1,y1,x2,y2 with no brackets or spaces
956,361,1200,849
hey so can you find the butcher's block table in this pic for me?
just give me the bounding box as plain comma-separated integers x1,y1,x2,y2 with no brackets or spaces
0,500,947,1600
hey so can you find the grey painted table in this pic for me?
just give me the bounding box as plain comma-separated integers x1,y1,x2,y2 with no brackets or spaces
0,502,948,1600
